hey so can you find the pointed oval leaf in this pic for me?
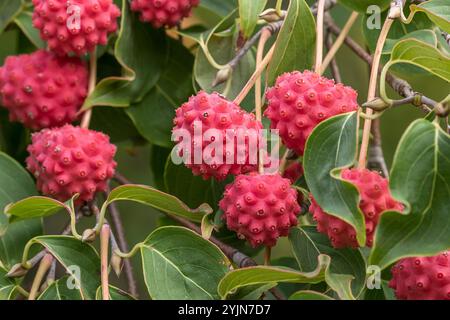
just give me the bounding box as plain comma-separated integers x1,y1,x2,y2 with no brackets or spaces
369,120,450,270
238,0,267,39
0,152,42,267
267,0,316,85
405,0,450,33
95,285,135,300
82,0,167,110
27,236,100,300
5,196,71,222
289,226,366,299
289,290,334,300
14,10,45,49
338,0,390,12
38,276,83,300
104,184,212,222
0,0,23,34
218,255,331,299
303,112,366,246
140,226,230,300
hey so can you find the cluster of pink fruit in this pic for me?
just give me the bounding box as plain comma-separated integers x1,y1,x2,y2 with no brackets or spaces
0,0,447,300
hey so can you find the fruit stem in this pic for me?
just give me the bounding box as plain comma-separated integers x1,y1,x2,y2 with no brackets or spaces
264,246,271,266
256,29,272,174
100,223,110,300
234,44,275,106
313,0,326,74
320,11,359,75
80,50,97,129
28,253,53,300
358,17,394,169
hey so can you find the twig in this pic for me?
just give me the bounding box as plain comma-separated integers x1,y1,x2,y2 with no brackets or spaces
80,51,97,129
368,119,389,178
114,172,132,185
256,29,272,174
314,0,326,73
107,187,138,297
325,33,342,83
264,247,271,266
168,215,285,300
100,224,110,300
28,253,53,300
325,17,436,112
321,12,358,75
233,44,275,105
358,17,394,169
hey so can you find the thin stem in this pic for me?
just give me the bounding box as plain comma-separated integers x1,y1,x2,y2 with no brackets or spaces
107,188,138,297
314,0,326,74
256,29,272,174
264,247,271,266
358,17,394,169
28,253,53,300
275,0,283,16
80,51,97,129
100,224,110,300
279,149,290,175
114,172,132,185
368,119,389,178
234,44,275,106
320,12,359,75
325,32,342,83
15,286,30,298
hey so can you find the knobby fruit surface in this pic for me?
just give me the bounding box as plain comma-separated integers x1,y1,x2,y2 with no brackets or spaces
220,173,301,247
310,168,403,248
0,50,88,130
26,125,117,204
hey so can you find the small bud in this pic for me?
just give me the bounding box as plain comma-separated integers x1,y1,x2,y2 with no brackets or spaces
363,98,391,111
6,263,29,278
82,228,96,242
111,252,123,277
259,9,286,23
212,66,232,87
435,102,449,117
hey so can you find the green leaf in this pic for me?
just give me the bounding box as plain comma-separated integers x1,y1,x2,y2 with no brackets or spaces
95,285,136,300
14,11,45,49
140,226,230,300
386,39,450,82
194,0,237,26
5,196,70,222
383,30,438,54
267,0,316,85
303,112,366,246
227,282,277,300
218,255,331,299
104,184,213,223
0,266,17,300
289,226,366,299
289,290,334,300
26,236,100,300
238,0,267,39
194,22,256,108
338,0,390,12
126,39,194,147
82,0,167,110
369,120,450,270
38,276,83,300
164,159,226,210
0,0,23,34
0,152,42,267
405,0,450,34
90,107,141,143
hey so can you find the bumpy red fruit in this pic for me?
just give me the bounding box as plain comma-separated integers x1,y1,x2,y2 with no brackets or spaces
219,173,301,247
389,251,450,300
310,168,402,248
0,50,88,130
32,0,121,56
173,91,262,180
26,125,117,204
131,0,200,28
264,71,358,155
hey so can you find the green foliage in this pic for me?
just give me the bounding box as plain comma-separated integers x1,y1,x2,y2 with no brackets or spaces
267,0,316,85
370,120,450,270
338,0,390,13
238,0,267,39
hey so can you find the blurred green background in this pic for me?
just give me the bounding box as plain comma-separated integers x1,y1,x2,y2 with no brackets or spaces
0,1,448,298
